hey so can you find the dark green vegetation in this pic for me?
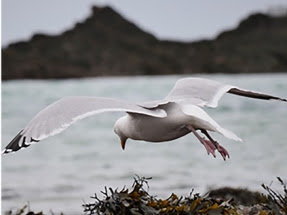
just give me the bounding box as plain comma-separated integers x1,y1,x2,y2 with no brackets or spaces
2,6,287,80
5,177,287,215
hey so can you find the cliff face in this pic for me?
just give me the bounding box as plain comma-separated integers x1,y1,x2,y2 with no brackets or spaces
2,6,287,80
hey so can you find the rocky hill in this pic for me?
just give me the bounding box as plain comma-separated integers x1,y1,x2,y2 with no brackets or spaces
2,6,287,80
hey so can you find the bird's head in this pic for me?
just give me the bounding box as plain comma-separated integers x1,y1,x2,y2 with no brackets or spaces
114,117,128,150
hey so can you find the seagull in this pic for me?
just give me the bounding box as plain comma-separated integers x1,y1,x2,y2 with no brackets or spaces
2,77,286,160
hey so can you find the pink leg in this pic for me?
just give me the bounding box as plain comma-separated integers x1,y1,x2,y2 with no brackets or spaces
186,125,217,158
186,125,230,160
201,129,230,160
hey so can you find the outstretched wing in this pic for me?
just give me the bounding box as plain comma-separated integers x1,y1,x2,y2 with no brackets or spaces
2,96,166,154
166,77,286,108
139,77,286,109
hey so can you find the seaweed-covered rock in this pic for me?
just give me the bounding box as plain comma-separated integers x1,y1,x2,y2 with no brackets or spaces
4,205,43,215
83,176,286,215
5,177,287,215
207,187,267,206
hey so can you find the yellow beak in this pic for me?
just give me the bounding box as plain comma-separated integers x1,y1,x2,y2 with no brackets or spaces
120,138,127,150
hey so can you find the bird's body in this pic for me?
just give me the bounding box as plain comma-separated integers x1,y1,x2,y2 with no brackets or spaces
3,77,286,160
116,103,191,143
116,102,231,143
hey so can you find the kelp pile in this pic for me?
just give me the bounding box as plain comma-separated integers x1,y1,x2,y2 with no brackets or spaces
261,177,287,214
83,176,287,215
4,205,43,215
5,177,287,215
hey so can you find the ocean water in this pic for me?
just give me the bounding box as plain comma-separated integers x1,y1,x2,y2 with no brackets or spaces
2,74,287,214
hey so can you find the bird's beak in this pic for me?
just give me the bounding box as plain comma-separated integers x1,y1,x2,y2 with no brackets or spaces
120,138,127,150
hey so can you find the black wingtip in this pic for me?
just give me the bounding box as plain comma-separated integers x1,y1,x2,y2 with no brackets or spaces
2,130,31,154
228,88,287,102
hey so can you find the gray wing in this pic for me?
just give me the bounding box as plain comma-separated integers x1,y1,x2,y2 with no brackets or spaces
2,96,166,154
140,77,286,108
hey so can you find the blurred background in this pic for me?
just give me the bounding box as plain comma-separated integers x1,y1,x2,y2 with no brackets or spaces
2,0,287,214
3,0,287,45
2,0,287,79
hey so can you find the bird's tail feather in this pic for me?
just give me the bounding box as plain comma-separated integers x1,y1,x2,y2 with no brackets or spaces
217,127,242,142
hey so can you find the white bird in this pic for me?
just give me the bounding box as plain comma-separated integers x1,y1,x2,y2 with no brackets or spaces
2,77,286,160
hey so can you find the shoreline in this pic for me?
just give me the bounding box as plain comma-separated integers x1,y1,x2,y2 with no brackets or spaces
5,177,287,215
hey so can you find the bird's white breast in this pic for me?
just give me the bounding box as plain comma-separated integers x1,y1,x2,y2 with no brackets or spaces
117,103,191,142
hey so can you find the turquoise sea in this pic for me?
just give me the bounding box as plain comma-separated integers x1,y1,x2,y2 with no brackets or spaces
2,74,287,214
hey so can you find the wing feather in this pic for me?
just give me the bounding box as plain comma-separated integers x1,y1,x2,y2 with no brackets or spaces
165,77,286,108
228,88,287,101
2,96,166,154
166,78,234,107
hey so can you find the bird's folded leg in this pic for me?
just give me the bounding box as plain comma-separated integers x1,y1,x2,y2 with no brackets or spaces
201,129,230,160
186,125,217,158
201,139,217,158
213,141,230,161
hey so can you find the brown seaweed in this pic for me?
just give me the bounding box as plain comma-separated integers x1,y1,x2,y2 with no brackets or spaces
82,176,286,215
4,176,287,215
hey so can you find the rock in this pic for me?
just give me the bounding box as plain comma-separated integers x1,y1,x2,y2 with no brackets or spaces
2,7,287,80
4,176,287,215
